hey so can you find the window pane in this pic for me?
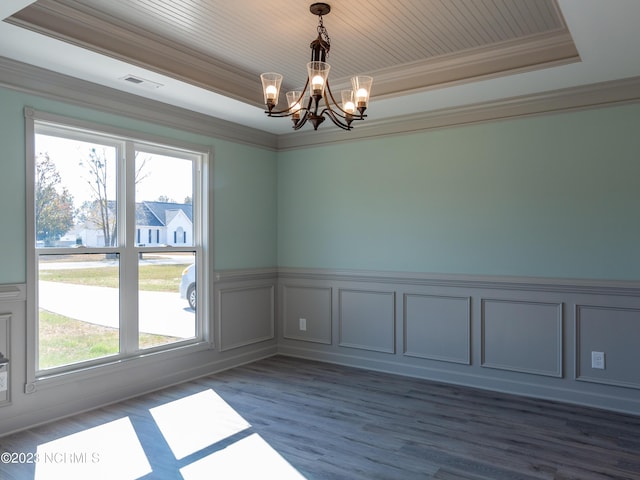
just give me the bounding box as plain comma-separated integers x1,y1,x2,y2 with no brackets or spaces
38,253,120,370
135,151,193,246
31,117,206,378
35,134,118,247
138,252,196,349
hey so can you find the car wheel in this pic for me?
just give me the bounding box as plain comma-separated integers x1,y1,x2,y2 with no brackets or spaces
187,284,196,310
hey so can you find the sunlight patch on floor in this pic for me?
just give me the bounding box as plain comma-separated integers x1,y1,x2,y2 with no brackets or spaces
35,417,152,480
180,433,307,480
30,387,306,478
150,388,251,460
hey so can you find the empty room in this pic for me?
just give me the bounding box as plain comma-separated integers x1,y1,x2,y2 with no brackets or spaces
0,1,639,478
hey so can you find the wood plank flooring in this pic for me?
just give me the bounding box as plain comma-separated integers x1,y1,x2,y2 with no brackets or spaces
1,355,639,479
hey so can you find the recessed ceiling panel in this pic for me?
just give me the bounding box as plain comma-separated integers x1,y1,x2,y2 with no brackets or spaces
7,0,578,105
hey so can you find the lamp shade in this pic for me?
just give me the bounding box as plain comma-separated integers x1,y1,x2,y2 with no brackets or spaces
341,90,356,114
351,76,373,109
260,72,283,106
286,91,304,118
307,61,331,96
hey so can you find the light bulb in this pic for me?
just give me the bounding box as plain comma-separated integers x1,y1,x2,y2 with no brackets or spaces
356,88,368,102
344,101,355,114
312,75,325,90
265,85,278,100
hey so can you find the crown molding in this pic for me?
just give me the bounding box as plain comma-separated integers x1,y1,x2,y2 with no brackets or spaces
277,75,640,151
2,56,639,153
7,0,265,107
359,30,579,100
0,57,278,150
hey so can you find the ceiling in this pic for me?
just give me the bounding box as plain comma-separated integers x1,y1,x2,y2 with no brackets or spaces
1,0,640,137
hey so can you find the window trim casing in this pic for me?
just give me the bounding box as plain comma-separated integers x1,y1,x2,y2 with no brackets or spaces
24,107,213,393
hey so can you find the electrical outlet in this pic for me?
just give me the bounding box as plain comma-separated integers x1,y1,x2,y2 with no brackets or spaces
0,371,7,392
591,351,605,369
299,318,307,331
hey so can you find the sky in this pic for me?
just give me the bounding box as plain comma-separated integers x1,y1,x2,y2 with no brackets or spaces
35,134,193,208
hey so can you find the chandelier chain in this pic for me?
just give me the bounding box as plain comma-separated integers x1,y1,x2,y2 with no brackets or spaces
317,15,331,53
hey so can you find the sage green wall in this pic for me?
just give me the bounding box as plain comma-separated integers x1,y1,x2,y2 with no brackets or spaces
278,103,640,280
0,87,278,284
3,86,639,282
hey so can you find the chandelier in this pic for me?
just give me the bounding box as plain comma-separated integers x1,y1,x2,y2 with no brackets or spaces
260,3,373,131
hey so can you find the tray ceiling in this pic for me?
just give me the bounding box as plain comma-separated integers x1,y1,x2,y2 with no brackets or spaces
7,0,578,108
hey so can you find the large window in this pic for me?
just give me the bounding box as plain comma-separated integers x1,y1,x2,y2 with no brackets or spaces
27,111,209,378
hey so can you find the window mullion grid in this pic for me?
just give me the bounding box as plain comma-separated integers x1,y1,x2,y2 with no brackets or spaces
120,141,139,354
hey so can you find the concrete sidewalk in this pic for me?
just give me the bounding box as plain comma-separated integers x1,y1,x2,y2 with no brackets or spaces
39,281,195,338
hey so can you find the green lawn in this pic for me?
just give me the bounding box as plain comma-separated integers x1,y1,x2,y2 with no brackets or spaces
39,310,180,369
38,260,189,369
38,263,190,292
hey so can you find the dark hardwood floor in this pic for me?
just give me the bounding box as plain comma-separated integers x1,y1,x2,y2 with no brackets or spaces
1,355,639,479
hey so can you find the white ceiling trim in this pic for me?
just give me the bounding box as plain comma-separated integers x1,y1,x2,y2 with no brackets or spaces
366,29,579,99
2,55,638,153
0,57,278,150
277,74,640,150
6,0,262,105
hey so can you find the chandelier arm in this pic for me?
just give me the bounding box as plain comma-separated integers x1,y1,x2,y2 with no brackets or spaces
321,107,352,130
293,112,310,130
324,81,362,118
298,108,312,128
322,86,368,128
325,107,367,122
304,91,314,113
265,111,294,118
266,78,311,117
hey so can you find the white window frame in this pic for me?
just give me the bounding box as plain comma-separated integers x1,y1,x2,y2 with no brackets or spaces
24,108,212,393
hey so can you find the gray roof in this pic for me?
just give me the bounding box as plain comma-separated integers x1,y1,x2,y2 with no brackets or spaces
137,201,192,227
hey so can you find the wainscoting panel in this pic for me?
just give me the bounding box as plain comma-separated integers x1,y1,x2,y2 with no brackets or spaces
338,289,396,354
218,284,275,351
282,285,332,344
481,299,563,377
277,269,640,414
403,294,471,364
575,304,640,389
0,279,280,436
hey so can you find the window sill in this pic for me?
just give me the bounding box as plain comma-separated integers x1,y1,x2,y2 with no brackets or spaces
27,340,212,394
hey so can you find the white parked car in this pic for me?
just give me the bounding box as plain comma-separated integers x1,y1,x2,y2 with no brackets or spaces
179,264,196,310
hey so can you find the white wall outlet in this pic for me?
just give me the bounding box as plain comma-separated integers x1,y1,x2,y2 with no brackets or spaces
0,371,7,392
299,318,307,331
591,351,605,369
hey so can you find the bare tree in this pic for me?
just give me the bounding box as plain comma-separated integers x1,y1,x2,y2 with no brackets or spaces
79,147,116,246
79,149,150,246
